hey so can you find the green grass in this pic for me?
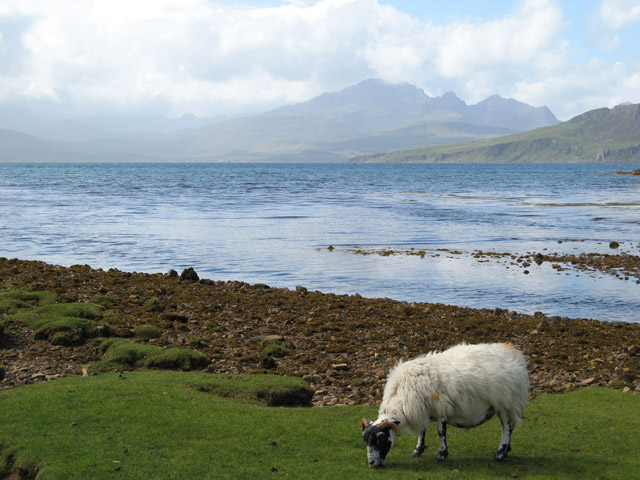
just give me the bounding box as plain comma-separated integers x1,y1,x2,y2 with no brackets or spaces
97,338,209,371
192,373,313,407
0,373,637,480
98,338,160,368
11,302,111,346
0,289,57,315
133,324,162,340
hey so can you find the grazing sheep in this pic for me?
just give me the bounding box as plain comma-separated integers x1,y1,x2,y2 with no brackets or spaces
361,343,529,467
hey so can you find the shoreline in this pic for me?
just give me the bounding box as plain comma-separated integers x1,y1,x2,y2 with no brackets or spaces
1,257,639,406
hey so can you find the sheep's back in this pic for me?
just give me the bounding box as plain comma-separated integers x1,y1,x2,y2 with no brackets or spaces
382,343,529,430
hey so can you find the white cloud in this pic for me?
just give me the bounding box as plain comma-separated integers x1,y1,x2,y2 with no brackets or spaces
434,0,565,78
510,58,640,120
0,0,638,119
599,0,640,30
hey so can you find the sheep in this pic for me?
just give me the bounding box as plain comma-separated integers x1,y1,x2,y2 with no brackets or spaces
361,343,529,467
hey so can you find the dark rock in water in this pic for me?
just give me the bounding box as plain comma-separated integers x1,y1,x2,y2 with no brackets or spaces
609,241,620,249
180,267,199,282
615,168,640,175
166,269,178,278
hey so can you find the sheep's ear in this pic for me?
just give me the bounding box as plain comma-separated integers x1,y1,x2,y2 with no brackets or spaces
361,418,371,432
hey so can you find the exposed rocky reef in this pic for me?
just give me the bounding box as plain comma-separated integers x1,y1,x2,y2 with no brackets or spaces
342,244,640,282
1,257,639,406
615,168,640,175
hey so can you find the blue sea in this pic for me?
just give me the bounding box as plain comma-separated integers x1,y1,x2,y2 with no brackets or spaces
1,162,639,323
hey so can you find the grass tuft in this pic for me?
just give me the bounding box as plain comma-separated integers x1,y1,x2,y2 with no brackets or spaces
98,338,208,371
99,338,159,368
260,339,294,358
92,295,116,306
133,324,162,340
0,289,57,315
12,302,112,346
144,348,209,370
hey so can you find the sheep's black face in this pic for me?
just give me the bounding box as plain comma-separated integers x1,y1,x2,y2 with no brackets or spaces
362,424,393,467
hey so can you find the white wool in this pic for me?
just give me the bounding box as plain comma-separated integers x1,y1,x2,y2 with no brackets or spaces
377,343,529,437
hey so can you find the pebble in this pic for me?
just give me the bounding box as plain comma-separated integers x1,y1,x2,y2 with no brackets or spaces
331,363,349,371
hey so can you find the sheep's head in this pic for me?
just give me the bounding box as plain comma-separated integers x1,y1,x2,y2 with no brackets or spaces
361,418,401,467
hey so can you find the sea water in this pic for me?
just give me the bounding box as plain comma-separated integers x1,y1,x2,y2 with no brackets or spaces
1,162,639,322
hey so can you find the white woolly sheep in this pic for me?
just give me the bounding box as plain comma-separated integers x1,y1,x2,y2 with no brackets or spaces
361,343,529,467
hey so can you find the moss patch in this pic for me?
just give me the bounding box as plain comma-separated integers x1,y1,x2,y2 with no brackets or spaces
92,295,116,306
11,302,112,346
144,348,209,370
98,338,159,368
260,339,293,359
0,289,57,315
98,338,208,371
133,324,162,340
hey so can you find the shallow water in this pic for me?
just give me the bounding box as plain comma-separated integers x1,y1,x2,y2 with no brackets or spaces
1,162,639,322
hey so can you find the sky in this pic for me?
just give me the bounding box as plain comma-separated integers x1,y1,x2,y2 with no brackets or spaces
1,0,639,121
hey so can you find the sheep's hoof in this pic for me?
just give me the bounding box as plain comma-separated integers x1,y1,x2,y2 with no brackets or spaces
411,447,425,457
493,452,508,462
436,450,448,461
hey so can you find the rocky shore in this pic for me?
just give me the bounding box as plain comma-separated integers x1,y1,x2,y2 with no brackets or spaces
1,257,639,406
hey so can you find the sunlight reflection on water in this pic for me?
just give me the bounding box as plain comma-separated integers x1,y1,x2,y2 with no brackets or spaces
1,161,639,322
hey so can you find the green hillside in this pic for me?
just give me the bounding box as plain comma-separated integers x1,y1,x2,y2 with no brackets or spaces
352,103,640,163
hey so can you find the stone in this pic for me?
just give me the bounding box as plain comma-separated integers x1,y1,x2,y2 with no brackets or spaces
180,267,199,282
332,363,349,371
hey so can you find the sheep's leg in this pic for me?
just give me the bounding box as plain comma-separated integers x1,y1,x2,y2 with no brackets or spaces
411,429,426,457
435,419,448,461
494,413,514,462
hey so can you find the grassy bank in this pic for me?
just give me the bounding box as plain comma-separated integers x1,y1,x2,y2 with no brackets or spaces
0,371,638,479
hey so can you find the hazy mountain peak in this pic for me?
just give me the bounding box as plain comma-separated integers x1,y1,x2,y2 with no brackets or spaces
1,78,562,162
289,78,427,113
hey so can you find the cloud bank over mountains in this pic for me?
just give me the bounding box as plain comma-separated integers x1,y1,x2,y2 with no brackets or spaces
1,0,639,120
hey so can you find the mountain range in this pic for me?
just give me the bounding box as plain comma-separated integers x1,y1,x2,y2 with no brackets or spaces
352,102,640,163
1,78,561,162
